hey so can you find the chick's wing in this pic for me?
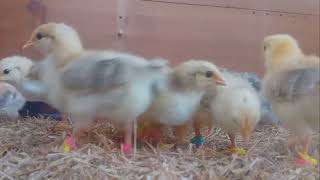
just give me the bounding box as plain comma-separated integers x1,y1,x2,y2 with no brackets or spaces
61,57,131,92
271,68,319,101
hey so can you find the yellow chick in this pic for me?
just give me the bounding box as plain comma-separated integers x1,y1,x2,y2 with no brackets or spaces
23,22,169,154
262,34,319,166
209,71,261,154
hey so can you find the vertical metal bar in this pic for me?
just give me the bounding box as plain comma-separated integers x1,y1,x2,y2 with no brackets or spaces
26,0,46,26
117,0,128,37
116,0,129,51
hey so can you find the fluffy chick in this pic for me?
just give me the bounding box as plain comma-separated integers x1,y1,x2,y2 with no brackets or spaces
23,22,169,153
141,60,225,145
0,56,49,102
262,34,319,165
210,71,261,153
0,56,33,85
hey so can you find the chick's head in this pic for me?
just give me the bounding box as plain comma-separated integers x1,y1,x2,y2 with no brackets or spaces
171,60,225,91
0,56,33,84
263,34,303,72
23,23,83,55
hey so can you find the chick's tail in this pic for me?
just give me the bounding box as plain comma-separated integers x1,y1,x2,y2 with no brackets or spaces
147,58,171,96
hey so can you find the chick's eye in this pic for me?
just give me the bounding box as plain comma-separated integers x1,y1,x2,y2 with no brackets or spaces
263,45,267,51
205,71,213,78
3,69,10,74
36,33,43,40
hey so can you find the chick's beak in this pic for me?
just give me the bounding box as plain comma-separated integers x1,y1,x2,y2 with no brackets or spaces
0,76,7,81
213,75,226,86
22,39,35,50
240,120,253,144
22,41,34,50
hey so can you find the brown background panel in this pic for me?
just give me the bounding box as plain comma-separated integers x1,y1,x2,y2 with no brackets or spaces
126,0,319,74
0,0,34,58
42,0,119,49
0,0,319,75
145,0,319,15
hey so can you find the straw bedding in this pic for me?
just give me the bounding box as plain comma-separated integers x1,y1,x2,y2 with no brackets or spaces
0,118,319,180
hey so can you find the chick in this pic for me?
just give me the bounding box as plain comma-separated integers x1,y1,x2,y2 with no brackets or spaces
23,22,169,153
142,60,225,145
221,69,280,125
0,56,68,122
0,82,25,120
0,56,33,85
0,56,48,102
209,71,261,154
262,34,319,166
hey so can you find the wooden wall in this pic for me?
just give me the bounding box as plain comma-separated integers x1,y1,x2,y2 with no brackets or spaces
0,0,319,74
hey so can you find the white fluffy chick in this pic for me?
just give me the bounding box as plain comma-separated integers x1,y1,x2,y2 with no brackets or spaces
141,60,225,145
262,34,319,166
0,56,33,85
210,71,261,154
23,22,169,153
0,56,49,102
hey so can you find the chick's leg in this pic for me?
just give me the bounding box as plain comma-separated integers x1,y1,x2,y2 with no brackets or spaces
288,136,299,151
58,113,77,153
205,120,214,137
227,133,246,156
121,122,133,154
62,114,92,152
174,124,189,144
72,114,92,139
193,121,201,137
190,121,204,147
301,134,312,154
228,133,237,149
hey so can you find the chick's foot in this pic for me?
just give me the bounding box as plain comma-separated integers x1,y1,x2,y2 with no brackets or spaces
121,143,133,154
228,146,246,156
190,135,204,148
295,152,318,166
62,135,77,153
